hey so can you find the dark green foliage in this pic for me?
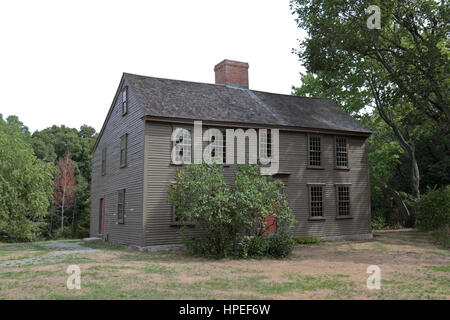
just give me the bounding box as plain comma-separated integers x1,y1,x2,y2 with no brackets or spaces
414,186,450,231
371,215,387,230
266,230,297,258
0,115,54,241
168,163,296,258
238,235,270,258
431,226,450,248
238,230,296,259
291,0,450,228
31,124,97,238
294,236,324,244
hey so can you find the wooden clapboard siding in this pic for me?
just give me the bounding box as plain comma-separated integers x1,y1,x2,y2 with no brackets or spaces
90,76,145,246
143,121,371,246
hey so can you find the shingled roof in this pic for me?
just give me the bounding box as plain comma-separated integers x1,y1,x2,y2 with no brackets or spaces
124,72,370,135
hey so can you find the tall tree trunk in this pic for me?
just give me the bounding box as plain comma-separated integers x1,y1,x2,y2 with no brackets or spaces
410,149,420,199
61,186,66,233
368,78,421,199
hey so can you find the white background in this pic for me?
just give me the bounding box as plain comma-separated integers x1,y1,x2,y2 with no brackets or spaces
0,0,306,132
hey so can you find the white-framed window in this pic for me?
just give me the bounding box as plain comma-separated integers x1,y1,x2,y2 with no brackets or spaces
120,134,127,167
121,86,128,115
308,135,322,167
171,127,192,164
118,189,125,224
204,128,224,164
308,183,324,218
259,129,272,159
335,137,348,168
336,184,351,217
101,147,106,176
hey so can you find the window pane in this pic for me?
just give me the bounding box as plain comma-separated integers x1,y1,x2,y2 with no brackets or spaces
337,186,350,216
173,128,192,164
120,135,127,166
309,136,321,167
336,137,348,167
310,185,323,217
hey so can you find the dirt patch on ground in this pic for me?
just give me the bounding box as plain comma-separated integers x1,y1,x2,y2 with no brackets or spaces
1,229,448,299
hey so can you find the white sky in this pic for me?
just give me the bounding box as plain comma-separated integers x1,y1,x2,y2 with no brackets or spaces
0,0,306,133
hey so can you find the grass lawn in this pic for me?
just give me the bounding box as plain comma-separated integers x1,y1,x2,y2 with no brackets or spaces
0,229,448,300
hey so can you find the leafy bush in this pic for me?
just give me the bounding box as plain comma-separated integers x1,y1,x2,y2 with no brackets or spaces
0,115,54,241
266,230,297,258
168,163,296,258
238,235,269,258
239,230,297,259
432,225,450,248
371,215,387,230
294,236,324,244
414,186,450,231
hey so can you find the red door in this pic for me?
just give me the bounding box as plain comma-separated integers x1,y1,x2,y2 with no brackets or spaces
99,198,104,235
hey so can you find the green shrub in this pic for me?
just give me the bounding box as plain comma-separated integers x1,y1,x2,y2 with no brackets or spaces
294,236,324,244
371,215,387,230
414,186,450,231
168,163,296,258
432,225,450,248
238,235,269,258
267,230,297,258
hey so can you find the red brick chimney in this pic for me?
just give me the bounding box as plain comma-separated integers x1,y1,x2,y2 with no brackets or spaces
214,59,249,89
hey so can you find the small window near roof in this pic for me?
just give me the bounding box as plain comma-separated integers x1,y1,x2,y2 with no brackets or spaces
101,147,106,176
336,185,351,217
121,86,128,115
120,134,127,167
335,137,348,168
118,189,125,224
308,135,321,167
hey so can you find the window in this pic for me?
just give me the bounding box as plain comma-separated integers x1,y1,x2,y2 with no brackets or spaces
260,130,272,159
121,86,128,115
336,185,351,217
118,189,125,224
101,147,106,176
172,127,192,164
335,137,348,168
222,130,227,164
308,184,324,218
120,134,127,167
205,129,225,164
308,135,321,167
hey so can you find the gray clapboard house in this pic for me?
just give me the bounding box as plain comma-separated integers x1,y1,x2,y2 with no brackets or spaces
90,59,372,247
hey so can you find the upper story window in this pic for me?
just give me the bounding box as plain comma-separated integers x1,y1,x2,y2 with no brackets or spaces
260,130,272,159
120,134,128,167
308,135,322,168
101,147,107,176
118,189,125,224
204,128,225,164
308,183,324,218
121,86,128,115
336,185,351,217
172,127,192,164
335,137,348,168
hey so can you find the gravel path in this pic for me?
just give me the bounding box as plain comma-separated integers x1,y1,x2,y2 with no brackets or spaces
0,241,97,268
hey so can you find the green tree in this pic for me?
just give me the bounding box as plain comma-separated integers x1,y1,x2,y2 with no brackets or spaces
31,124,97,238
0,115,54,241
168,163,296,258
290,0,449,200
291,0,449,130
